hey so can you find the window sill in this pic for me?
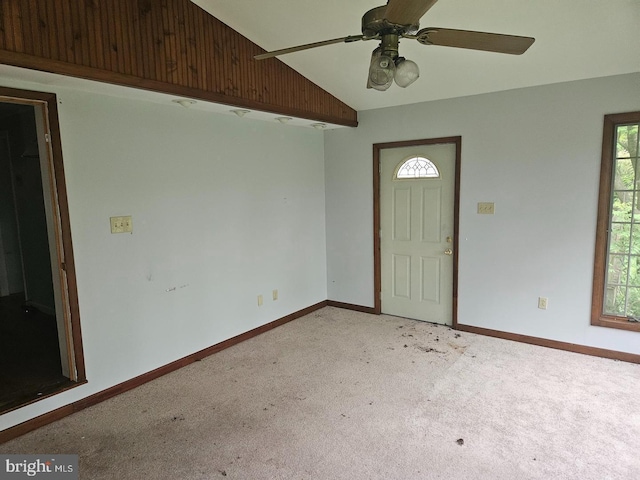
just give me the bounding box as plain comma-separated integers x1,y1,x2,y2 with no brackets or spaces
592,316,640,332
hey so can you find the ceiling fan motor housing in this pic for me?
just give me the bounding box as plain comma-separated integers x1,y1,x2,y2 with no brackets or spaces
362,6,420,38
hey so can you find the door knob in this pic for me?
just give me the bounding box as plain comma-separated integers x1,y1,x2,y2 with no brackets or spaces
444,248,453,256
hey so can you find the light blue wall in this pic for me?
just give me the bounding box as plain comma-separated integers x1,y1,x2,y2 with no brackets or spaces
0,76,328,430
2,70,639,432
325,73,640,354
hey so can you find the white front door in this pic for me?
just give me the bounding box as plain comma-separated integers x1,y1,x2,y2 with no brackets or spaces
380,143,456,324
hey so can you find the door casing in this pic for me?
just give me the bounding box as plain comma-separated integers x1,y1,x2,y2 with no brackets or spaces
373,136,461,327
0,86,86,391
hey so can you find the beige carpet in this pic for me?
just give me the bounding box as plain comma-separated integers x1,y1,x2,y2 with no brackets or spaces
2,306,639,479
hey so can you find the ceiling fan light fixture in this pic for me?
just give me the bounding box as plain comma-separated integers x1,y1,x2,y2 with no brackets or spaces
172,99,196,108
394,57,420,88
231,109,250,117
367,47,395,91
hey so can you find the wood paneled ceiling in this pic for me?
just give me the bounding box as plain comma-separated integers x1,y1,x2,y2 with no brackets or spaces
0,0,357,127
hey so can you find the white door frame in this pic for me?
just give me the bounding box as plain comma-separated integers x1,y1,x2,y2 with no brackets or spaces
373,136,461,327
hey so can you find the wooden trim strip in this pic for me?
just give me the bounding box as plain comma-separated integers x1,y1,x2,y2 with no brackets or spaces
372,143,382,314
456,323,640,364
327,300,377,314
0,301,328,444
0,50,357,127
592,316,640,332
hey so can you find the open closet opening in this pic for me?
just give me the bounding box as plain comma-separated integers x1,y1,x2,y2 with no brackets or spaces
0,88,85,413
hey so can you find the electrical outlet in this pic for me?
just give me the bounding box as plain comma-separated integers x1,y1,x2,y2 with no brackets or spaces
477,202,495,215
272,289,278,301
538,297,548,310
257,295,263,306
110,215,133,233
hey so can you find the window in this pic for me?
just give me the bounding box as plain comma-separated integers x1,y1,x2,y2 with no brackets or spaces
592,112,640,331
395,156,440,179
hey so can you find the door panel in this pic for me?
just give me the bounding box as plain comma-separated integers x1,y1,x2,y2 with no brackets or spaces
392,254,411,298
421,187,441,243
393,188,411,240
381,143,456,324
421,256,440,302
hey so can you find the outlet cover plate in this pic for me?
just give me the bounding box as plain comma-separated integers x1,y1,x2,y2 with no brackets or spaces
110,215,132,233
477,202,495,215
538,297,548,310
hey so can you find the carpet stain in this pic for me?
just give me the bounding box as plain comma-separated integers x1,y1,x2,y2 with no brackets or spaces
447,342,468,352
456,438,464,446
415,345,446,354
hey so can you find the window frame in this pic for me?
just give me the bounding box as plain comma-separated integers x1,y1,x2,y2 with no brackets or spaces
592,111,640,332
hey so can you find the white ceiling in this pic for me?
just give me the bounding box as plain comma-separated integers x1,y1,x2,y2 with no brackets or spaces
192,0,640,112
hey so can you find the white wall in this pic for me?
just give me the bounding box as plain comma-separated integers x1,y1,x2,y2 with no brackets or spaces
325,73,640,355
0,76,327,430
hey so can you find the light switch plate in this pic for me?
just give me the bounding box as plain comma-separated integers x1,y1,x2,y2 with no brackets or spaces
110,215,133,233
477,202,495,215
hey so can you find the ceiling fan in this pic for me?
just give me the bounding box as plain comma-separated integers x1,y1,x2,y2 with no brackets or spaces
254,0,535,91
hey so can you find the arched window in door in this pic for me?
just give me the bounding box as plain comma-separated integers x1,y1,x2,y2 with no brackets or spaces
395,156,440,179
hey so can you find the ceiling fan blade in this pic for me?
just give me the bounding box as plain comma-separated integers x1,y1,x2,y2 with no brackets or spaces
254,35,365,60
384,0,439,25
416,28,535,55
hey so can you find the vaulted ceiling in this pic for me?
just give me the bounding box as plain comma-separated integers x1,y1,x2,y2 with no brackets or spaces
0,0,358,127
0,1,637,127
194,0,640,111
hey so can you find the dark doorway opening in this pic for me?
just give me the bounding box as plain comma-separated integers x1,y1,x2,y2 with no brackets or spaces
0,90,85,414
0,295,72,411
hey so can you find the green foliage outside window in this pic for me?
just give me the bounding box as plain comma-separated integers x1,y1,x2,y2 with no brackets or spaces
606,124,640,317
